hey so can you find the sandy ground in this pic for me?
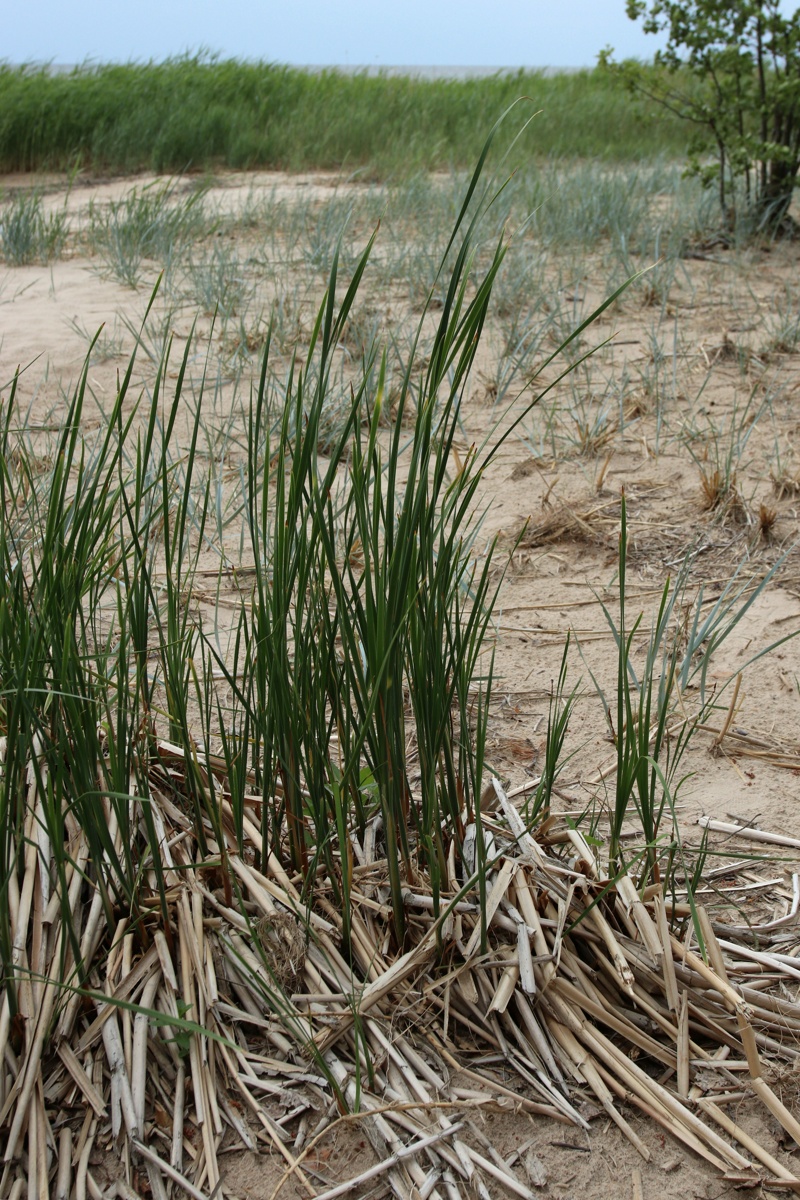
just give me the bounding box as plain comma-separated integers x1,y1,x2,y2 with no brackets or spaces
2,169,799,1199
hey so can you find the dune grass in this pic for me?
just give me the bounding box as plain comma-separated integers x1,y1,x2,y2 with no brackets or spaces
0,57,691,176
0,187,68,263
0,115,786,1019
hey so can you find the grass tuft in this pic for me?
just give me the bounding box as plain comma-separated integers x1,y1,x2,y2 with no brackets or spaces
0,188,69,264
86,178,209,286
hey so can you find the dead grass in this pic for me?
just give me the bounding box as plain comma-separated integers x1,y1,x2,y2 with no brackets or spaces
4,749,799,1199
514,497,621,549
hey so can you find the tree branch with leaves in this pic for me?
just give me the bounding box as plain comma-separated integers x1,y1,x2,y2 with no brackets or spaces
601,1,800,234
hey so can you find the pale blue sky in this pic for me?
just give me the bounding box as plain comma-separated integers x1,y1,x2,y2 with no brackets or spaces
5,1,668,68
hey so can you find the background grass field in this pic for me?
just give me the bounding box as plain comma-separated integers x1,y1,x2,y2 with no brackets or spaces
0,58,691,174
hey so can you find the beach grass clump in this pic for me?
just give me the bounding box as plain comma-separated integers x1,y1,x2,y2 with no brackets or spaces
0,187,68,264
0,123,525,1059
86,178,209,286
181,240,251,320
206,145,533,950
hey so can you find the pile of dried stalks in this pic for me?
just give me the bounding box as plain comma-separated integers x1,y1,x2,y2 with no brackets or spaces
515,498,620,550
2,753,799,1200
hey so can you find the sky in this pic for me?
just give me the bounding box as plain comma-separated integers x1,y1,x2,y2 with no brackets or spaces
5,0,669,69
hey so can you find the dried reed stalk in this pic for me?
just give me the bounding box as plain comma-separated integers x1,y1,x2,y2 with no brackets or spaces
2,762,799,1197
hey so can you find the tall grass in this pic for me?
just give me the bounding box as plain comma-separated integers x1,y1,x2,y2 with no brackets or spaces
209,142,537,951
0,117,585,1018
0,58,689,175
0,111,792,1087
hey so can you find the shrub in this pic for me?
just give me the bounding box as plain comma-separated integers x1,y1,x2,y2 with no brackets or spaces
603,1,800,234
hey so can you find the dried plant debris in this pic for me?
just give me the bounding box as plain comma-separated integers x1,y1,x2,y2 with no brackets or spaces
516,498,622,549
2,759,799,1199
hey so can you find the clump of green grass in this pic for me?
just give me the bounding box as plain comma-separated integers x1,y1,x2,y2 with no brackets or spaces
0,188,69,264
208,149,534,947
0,112,636,1000
578,492,795,893
86,178,208,286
